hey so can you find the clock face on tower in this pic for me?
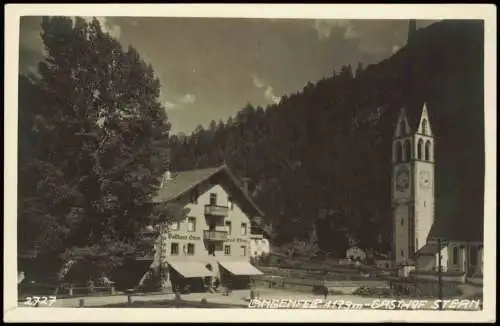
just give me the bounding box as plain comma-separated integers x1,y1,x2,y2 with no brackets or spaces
395,169,410,191
419,171,430,188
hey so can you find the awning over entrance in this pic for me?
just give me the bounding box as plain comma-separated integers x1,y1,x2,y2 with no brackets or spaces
167,261,213,278
218,260,264,276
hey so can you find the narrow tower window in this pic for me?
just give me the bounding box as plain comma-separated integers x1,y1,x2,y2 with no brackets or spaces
404,139,412,162
417,138,423,160
425,140,431,161
395,142,403,163
452,246,458,265
422,119,428,135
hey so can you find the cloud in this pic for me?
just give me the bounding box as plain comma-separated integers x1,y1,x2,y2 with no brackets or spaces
264,85,281,104
164,101,177,110
252,74,281,104
179,93,196,104
71,16,121,39
313,19,356,40
252,74,265,88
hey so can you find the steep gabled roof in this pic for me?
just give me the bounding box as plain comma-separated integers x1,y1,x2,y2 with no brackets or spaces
151,164,265,218
152,166,223,203
394,101,428,137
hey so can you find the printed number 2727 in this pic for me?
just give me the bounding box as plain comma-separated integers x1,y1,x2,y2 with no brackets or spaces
24,296,57,306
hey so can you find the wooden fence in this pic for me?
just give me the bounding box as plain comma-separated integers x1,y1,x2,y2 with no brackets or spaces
19,282,116,298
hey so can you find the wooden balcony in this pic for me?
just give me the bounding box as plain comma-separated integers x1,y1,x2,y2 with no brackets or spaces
203,230,229,241
204,204,229,217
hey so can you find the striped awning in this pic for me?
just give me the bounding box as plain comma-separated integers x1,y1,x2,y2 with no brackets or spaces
167,261,212,278
218,260,264,276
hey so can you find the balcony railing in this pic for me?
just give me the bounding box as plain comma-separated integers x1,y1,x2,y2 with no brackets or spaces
203,230,229,241
204,204,229,217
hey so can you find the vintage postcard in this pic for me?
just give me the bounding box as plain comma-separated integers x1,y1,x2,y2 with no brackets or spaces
4,3,496,323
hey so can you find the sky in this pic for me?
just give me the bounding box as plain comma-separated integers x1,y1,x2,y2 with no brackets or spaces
19,17,439,134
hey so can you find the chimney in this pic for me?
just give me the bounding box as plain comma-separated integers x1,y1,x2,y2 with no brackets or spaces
166,148,172,180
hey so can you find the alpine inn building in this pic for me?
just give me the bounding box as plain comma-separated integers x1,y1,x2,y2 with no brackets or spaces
148,164,267,291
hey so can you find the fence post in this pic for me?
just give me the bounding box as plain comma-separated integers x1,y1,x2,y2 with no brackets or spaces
127,295,132,305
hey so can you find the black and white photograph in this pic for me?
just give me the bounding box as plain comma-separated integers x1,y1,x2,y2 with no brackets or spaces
4,4,496,323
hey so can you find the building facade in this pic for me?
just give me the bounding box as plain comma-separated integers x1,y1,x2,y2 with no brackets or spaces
391,103,435,266
149,164,266,291
391,104,483,278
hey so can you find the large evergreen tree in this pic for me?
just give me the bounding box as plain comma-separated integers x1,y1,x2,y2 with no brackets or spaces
18,16,171,278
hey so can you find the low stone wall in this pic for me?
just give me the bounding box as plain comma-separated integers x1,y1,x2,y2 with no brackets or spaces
412,272,466,284
251,275,386,295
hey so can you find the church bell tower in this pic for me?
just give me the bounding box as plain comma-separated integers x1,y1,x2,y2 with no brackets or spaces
391,104,435,265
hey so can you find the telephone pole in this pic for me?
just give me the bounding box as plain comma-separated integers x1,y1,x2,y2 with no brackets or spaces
437,238,444,310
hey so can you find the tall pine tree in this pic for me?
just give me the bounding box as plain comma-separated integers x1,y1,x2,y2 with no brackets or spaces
18,16,172,279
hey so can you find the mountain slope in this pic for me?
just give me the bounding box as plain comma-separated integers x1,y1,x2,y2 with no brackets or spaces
169,19,485,251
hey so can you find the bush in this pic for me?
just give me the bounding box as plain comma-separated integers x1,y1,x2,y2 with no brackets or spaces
352,286,392,297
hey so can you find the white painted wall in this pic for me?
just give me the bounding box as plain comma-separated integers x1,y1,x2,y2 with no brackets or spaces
413,139,435,252
394,204,410,265
152,178,260,281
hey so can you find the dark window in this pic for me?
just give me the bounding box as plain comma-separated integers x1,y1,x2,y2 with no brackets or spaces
224,245,231,256
395,142,403,163
228,196,234,210
422,119,427,135
187,217,196,232
210,193,217,206
187,243,195,256
453,246,458,265
171,243,179,256
225,221,232,235
417,138,423,160
404,139,412,161
241,246,247,256
208,244,215,256
425,141,431,161
401,219,404,227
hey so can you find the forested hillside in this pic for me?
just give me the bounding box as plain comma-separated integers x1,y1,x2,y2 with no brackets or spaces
168,20,484,256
